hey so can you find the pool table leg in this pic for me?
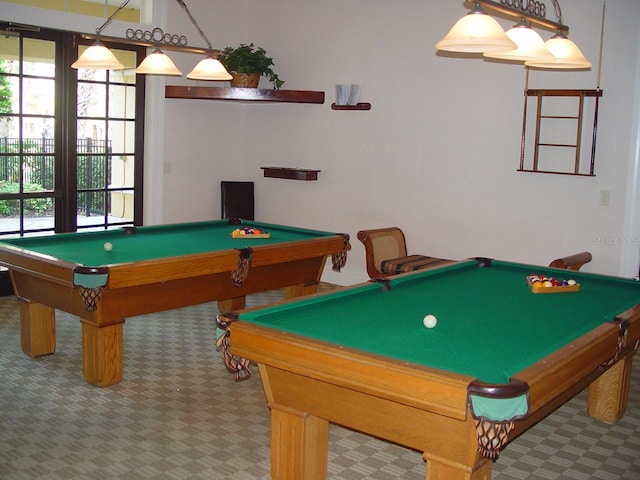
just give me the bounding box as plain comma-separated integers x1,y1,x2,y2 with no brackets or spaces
217,297,246,313
587,354,634,423
80,319,124,387
216,284,319,314
269,407,329,480
424,453,492,480
285,283,318,299
18,299,56,357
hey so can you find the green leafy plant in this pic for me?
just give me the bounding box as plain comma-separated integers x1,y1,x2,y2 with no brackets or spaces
0,60,14,132
0,181,53,216
218,43,284,89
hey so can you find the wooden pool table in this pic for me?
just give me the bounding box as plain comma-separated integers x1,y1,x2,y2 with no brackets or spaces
0,220,349,387
221,258,640,480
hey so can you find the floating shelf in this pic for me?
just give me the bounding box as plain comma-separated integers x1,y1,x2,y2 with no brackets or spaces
261,167,321,181
165,86,325,104
331,103,371,110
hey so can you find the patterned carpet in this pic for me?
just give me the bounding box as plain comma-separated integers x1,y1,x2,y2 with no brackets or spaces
0,285,639,480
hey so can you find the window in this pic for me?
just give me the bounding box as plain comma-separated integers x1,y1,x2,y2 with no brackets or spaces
0,26,145,236
74,42,144,231
1,0,142,22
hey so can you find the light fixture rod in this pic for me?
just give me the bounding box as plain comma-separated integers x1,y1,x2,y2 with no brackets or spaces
79,33,220,56
474,0,569,33
550,0,562,25
82,0,221,56
175,0,212,52
95,0,132,36
596,1,605,89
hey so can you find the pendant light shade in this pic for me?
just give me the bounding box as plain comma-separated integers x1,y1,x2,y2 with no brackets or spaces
72,40,124,70
526,31,591,69
484,20,555,62
134,48,182,76
187,55,233,81
436,0,592,71
71,0,233,80
435,4,516,53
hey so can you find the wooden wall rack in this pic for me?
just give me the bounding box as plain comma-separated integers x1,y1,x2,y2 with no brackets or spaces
261,167,320,181
519,89,603,176
165,86,324,104
331,103,371,110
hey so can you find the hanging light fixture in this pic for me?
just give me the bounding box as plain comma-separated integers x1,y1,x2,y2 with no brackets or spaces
484,19,555,62
72,0,232,80
134,48,182,76
436,0,590,71
175,0,232,80
72,39,124,70
187,54,232,80
435,2,515,53
71,0,131,70
525,31,592,69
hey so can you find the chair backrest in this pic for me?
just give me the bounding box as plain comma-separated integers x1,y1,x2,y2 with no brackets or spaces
221,181,254,220
548,251,592,271
357,227,408,279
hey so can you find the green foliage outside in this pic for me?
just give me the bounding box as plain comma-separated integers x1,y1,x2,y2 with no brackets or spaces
0,61,52,217
0,181,53,216
0,62,109,218
0,60,12,116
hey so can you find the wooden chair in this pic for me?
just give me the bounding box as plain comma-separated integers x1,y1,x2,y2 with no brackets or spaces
548,251,592,271
357,227,453,279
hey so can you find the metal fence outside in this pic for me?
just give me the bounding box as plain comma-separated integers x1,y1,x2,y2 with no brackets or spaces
0,137,112,216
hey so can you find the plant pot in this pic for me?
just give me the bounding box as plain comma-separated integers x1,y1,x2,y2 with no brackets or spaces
230,73,260,88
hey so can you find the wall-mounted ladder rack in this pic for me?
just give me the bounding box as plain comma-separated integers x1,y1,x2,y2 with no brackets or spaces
519,89,603,176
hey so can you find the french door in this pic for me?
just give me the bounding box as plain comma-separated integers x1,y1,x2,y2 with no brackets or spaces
0,25,145,236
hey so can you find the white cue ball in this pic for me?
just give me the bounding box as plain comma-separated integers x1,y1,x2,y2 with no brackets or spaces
103,242,113,252
423,314,437,329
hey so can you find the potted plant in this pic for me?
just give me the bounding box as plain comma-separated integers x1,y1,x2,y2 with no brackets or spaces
218,43,284,89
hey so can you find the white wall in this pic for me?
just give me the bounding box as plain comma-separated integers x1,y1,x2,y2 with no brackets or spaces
3,0,639,284
158,0,640,283
156,0,249,223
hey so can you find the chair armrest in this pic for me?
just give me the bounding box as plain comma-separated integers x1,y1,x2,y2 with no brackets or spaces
549,252,592,271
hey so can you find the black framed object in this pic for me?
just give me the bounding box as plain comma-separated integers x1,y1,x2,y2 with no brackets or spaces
221,181,255,220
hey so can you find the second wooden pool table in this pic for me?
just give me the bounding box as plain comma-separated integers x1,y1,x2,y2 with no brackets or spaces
221,258,640,480
0,219,349,386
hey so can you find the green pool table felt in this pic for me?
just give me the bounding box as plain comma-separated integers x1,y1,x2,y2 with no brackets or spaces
0,221,335,266
239,260,640,384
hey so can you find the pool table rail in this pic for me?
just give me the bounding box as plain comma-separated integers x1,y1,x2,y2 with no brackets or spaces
515,320,621,414
0,231,345,290
228,308,639,461
229,321,496,479
0,243,79,287
0,222,348,387
223,260,640,480
228,321,473,421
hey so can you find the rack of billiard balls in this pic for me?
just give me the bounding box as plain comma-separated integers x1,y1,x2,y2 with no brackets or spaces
527,274,580,293
230,227,271,238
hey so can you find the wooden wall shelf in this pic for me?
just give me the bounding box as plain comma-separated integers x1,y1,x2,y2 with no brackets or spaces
165,86,325,104
261,167,320,181
331,103,371,110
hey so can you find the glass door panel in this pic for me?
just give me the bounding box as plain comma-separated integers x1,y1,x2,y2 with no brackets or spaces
0,34,56,236
0,27,144,237
75,47,138,230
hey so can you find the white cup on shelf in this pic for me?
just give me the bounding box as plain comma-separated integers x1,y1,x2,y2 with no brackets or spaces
335,84,349,105
347,84,361,105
